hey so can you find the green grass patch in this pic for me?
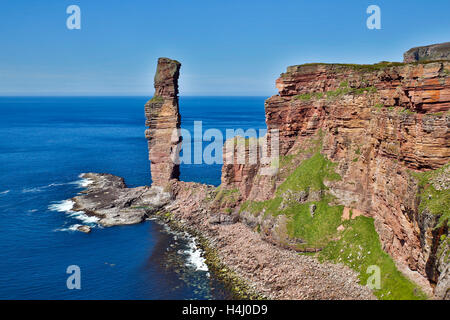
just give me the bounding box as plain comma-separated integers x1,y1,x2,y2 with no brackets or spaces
283,197,343,247
214,187,240,206
285,60,448,75
149,95,164,103
293,92,324,101
325,86,377,100
399,108,415,114
240,149,428,299
319,216,428,300
292,84,376,102
276,153,341,195
410,164,450,228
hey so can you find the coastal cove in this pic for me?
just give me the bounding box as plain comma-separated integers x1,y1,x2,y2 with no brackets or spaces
0,96,266,299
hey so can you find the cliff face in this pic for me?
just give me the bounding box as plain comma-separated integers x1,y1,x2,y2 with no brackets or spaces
72,47,449,299
145,58,182,186
404,42,450,63
221,58,449,297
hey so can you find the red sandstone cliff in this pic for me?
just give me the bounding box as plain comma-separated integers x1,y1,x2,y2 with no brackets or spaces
220,55,449,297
74,47,449,299
145,58,182,186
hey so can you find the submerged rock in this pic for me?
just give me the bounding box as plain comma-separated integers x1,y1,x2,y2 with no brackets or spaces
77,225,91,233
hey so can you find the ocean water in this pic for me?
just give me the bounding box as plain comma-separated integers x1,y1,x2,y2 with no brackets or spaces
0,96,266,299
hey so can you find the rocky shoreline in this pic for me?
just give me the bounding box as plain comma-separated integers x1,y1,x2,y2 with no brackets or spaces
71,172,375,300
72,173,171,227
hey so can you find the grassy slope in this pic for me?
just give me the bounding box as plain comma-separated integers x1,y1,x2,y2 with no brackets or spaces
410,164,449,228
240,148,427,300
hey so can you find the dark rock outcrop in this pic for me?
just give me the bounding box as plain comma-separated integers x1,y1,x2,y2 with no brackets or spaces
403,42,450,63
72,173,171,227
145,58,182,186
77,225,91,233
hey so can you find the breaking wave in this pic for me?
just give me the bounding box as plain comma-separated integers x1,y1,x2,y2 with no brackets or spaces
160,223,209,272
70,174,94,188
184,238,209,272
22,175,93,194
54,224,82,232
49,199,99,230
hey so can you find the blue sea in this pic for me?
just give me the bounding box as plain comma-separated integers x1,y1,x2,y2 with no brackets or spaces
0,96,266,299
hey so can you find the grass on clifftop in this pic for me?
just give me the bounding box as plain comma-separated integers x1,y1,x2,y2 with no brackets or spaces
240,141,427,300
293,82,377,102
286,60,449,75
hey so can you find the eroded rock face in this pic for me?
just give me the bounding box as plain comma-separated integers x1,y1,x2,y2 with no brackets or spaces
221,59,450,295
145,58,182,186
404,42,450,63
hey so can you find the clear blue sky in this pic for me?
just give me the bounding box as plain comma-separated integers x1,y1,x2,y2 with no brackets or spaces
0,0,449,96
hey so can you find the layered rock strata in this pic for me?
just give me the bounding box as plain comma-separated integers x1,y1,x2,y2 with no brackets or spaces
145,58,182,186
221,56,449,297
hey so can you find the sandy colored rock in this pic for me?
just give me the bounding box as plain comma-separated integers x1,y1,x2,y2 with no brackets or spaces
145,57,182,186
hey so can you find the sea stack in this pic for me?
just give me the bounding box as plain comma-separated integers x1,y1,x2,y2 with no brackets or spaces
145,58,182,186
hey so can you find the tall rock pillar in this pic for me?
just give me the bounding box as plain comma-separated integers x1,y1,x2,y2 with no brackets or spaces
145,58,182,186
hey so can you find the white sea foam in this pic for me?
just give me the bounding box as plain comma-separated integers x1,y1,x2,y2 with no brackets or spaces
54,224,82,232
68,211,100,224
185,238,209,272
22,176,92,194
0,190,10,195
48,182,66,187
48,199,75,212
70,174,94,189
49,199,99,226
22,186,46,193
22,182,66,193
